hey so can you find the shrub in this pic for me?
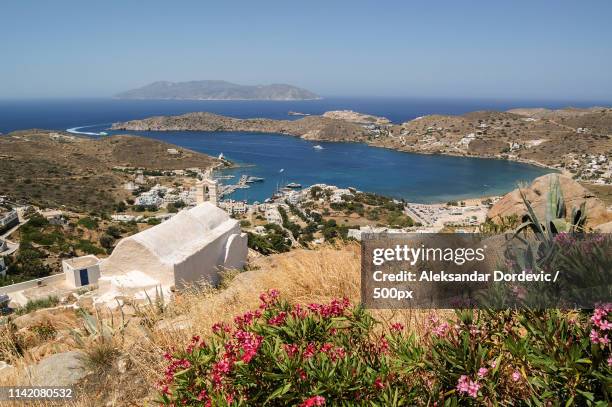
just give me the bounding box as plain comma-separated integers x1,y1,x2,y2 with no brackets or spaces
158,291,420,405
77,216,98,230
15,296,60,315
158,291,612,406
75,239,105,255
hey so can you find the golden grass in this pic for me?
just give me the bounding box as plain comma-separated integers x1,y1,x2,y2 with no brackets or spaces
0,242,442,406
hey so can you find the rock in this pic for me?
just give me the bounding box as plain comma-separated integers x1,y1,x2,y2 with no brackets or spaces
0,361,15,381
595,221,612,233
116,357,129,374
24,351,87,386
155,315,193,331
488,174,612,228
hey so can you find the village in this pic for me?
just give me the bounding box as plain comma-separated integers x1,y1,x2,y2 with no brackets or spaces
0,160,497,314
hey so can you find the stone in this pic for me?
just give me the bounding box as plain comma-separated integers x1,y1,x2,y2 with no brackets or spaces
0,361,15,381
488,174,612,228
595,221,612,233
24,351,87,386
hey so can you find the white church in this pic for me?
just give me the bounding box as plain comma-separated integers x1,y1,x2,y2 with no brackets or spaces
95,177,247,303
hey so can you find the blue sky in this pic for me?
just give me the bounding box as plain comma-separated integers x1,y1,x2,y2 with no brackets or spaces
1,1,611,100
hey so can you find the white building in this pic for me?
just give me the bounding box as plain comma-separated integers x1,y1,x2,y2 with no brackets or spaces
265,207,283,224
347,226,408,241
0,257,6,277
98,203,247,300
111,214,139,222
0,210,19,233
286,192,302,205
63,255,101,288
41,210,66,226
221,200,247,215
135,193,163,207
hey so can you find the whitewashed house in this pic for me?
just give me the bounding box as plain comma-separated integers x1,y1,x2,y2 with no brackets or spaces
63,255,101,288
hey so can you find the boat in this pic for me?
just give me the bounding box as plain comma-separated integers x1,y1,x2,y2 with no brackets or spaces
313,145,324,150
246,176,264,183
286,182,302,189
99,132,108,136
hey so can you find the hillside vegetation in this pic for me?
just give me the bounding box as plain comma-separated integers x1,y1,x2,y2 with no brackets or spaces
0,131,218,212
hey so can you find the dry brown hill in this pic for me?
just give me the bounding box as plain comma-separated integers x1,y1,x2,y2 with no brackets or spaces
0,130,218,212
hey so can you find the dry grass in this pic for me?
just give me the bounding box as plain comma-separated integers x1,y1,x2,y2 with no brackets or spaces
0,243,442,406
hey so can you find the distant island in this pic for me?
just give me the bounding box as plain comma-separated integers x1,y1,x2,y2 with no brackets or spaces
115,80,320,101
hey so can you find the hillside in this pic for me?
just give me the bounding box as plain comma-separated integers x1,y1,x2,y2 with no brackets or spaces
112,107,612,184
112,112,370,142
1,241,610,405
116,80,320,100
0,131,219,212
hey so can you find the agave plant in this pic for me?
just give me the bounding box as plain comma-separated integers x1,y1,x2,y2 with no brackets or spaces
71,302,129,370
511,175,587,269
519,175,586,233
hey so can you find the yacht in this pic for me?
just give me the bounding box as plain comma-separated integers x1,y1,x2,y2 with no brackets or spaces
246,176,264,183
286,182,302,189
313,145,324,150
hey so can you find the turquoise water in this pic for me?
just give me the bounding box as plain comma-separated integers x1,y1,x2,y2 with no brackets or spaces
0,97,558,203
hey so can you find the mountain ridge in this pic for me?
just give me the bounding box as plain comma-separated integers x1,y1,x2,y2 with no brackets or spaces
115,80,320,100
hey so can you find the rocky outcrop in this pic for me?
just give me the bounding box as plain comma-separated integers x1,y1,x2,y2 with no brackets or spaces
23,351,87,386
488,174,612,228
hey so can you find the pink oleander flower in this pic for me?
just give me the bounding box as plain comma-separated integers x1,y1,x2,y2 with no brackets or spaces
456,375,470,394
390,322,405,333
307,298,350,318
300,395,325,407
268,311,288,326
329,346,346,361
234,309,262,327
212,321,231,334
303,343,317,359
259,289,280,309
291,303,308,319
378,336,390,354
607,356,612,367
427,314,451,338
477,367,488,378
197,389,208,402
590,329,600,344
320,343,334,354
374,377,385,390
432,321,450,337
512,370,521,382
283,343,299,358
233,330,263,363
456,375,480,398
467,381,481,398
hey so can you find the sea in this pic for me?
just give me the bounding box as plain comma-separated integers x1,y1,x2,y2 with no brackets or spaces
1,97,603,203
